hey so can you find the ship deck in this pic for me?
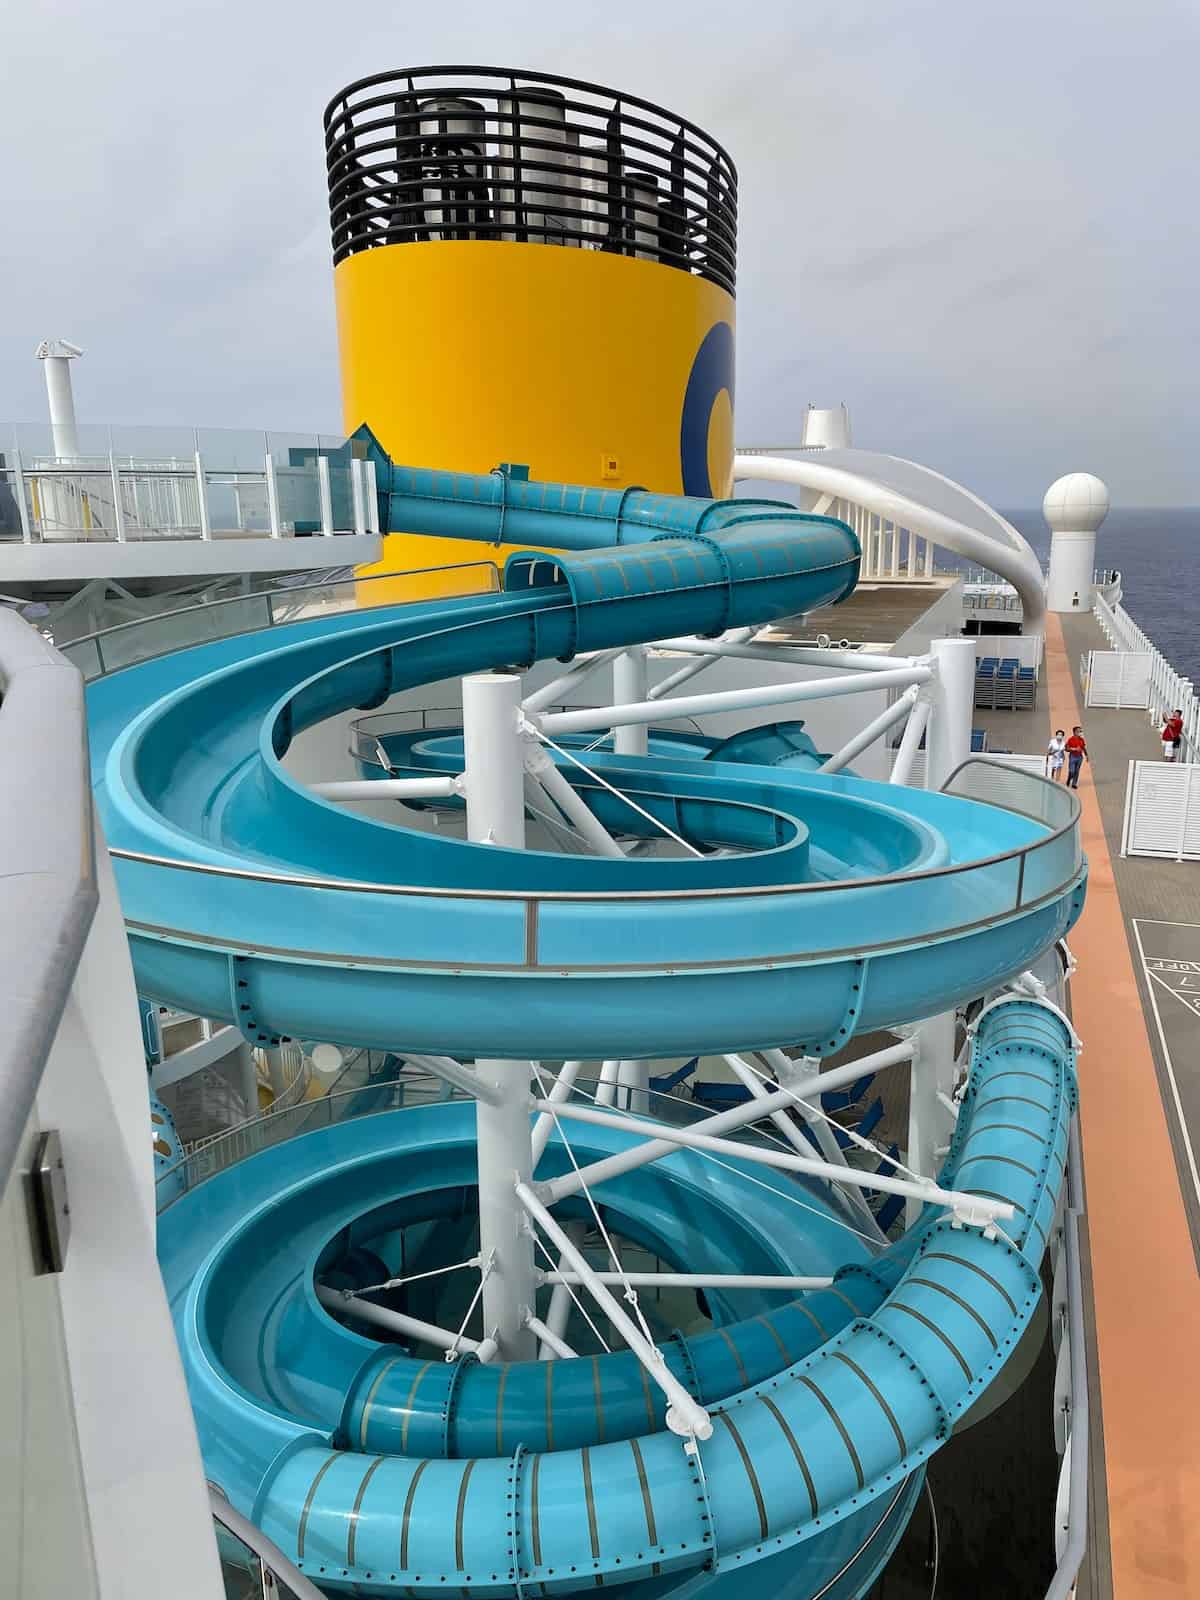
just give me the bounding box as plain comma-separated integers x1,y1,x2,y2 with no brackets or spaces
973,609,1200,1599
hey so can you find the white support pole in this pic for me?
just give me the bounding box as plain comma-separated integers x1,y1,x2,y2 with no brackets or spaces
538,664,933,738
531,1062,583,1165
546,1044,916,1204
459,670,538,1358
194,451,211,540
818,684,920,775
317,455,334,536
515,1181,713,1438
524,1311,577,1360
265,453,282,537
534,1101,1013,1224
925,637,976,791
524,745,625,857
315,1285,485,1356
234,1040,258,1117
616,1060,649,1113
463,673,526,846
263,1045,288,1103
544,1271,835,1291
613,647,649,757
907,1013,957,1226
890,698,931,786
476,1060,538,1359
907,527,918,579
311,775,462,802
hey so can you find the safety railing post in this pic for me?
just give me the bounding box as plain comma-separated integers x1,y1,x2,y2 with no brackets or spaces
194,451,211,539
350,458,366,536
108,452,126,541
264,452,282,537
317,455,334,535
11,448,33,543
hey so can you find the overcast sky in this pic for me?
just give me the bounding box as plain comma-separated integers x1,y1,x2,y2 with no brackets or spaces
3,0,1196,506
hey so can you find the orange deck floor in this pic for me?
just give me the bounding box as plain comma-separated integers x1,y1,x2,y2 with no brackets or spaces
1045,613,1200,1596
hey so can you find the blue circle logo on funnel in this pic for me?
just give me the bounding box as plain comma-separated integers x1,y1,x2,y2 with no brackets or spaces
680,320,734,497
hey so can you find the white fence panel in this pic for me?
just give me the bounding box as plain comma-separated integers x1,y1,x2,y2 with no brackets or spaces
1084,651,1152,709
1121,761,1200,860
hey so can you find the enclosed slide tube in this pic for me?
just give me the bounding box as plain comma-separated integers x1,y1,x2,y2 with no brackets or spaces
157,998,1076,1595
89,458,1083,1061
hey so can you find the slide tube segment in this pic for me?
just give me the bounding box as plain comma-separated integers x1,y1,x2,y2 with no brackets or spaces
225,999,1075,1593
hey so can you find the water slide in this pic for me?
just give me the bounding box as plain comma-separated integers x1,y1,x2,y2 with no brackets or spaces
86,459,1085,1596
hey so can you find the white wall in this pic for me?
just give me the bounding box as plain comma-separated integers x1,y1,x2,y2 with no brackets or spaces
972,632,1043,670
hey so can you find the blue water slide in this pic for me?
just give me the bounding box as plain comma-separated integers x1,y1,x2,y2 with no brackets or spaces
84,456,1085,1596
155,998,1075,1596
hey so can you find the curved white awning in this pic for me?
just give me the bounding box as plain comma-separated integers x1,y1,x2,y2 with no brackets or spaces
734,449,1045,632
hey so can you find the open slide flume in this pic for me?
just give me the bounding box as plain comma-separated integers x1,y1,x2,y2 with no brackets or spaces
86,454,1086,1597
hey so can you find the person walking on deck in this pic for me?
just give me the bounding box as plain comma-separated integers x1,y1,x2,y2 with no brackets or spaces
1162,709,1184,761
1045,730,1067,782
1065,727,1088,789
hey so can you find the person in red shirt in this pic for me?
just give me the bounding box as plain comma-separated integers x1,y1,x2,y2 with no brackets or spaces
1162,710,1184,761
1065,727,1088,789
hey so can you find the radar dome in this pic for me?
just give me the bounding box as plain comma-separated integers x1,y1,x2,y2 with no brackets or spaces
1043,473,1109,533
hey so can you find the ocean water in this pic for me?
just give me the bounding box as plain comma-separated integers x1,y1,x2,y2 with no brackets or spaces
940,507,1200,685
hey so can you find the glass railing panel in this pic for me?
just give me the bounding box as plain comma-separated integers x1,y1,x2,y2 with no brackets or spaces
98,594,273,671
203,471,271,534
0,468,25,539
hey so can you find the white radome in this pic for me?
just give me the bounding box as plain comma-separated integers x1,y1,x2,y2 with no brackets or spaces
1043,472,1110,533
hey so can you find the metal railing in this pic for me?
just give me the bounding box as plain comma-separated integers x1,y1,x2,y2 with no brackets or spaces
210,1484,327,1600
1045,1113,1089,1598
324,67,738,294
0,450,378,545
1094,589,1197,759
58,558,502,679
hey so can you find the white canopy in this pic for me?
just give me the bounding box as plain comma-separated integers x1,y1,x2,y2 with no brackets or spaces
734,449,1045,632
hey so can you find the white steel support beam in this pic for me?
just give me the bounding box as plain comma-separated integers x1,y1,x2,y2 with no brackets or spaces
544,1044,916,1204
311,775,462,802
400,1053,500,1105
537,664,932,738
524,745,625,857
523,646,628,714
654,637,919,673
543,1271,835,1291
890,698,931,786
646,628,756,700
524,1311,577,1359
531,1061,583,1165
315,1285,486,1357
515,1181,713,1438
818,684,921,775
613,647,649,756
533,1101,1013,1225
616,1059,649,1113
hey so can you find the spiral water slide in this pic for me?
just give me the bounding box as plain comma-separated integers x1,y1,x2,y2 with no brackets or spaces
90,462,1085,1597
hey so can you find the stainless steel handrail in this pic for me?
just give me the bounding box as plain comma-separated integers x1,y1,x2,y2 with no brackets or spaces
0,613,98,1190
60,558,503,675
209,1485,327,1600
